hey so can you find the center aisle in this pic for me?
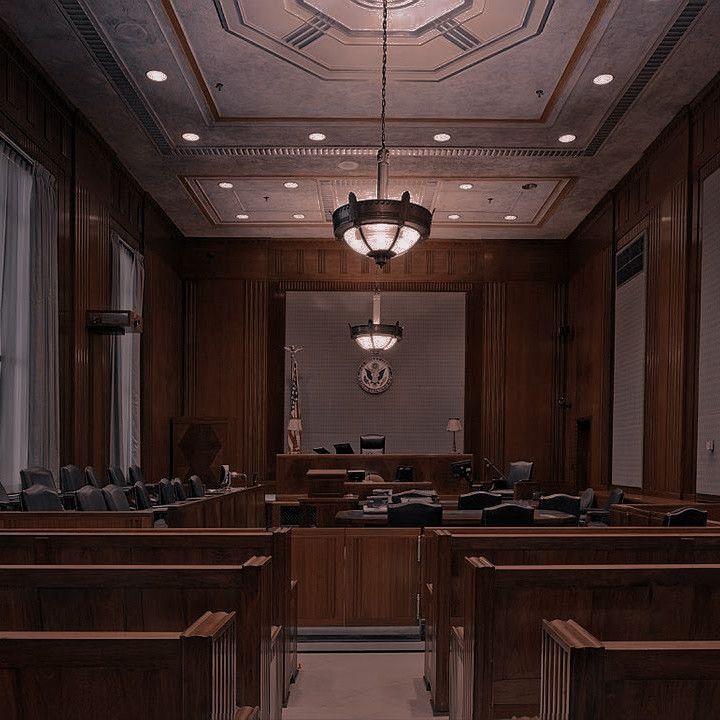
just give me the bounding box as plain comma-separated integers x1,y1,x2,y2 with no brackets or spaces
283,652,444,720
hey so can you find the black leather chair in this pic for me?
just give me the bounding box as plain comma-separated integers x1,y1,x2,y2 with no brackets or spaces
102,484,132,511
0,480,17,510
388,501,442,528
21,484,64,511
75,485,108,511
663,507,708,527
189,475,206,498
158,477,178,505
579,487,595,512
458,491,503,511
491,460,534,490
19,466,56,491
586,487,624,524
395,466,415,482
128,465,145,486
59,464,86,493
107,467,128,487
218,464,231,489
130,481,152,510
481,502,534,527
539,493,581,518
360,434,386,455
391,489,439,503
85,466,102,488
171,478,187,501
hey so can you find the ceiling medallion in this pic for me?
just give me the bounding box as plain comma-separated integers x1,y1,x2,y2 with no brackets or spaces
358,357,393,395
350,291,403,352
332,0,432,267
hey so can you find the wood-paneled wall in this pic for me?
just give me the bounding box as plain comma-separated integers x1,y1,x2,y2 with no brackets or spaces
0,24,183,480
182,239,568,485
565,72,720,498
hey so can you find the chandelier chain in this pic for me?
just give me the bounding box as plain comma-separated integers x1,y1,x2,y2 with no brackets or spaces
380,0,388,152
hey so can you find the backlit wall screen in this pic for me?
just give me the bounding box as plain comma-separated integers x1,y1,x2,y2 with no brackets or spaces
284,291,465,455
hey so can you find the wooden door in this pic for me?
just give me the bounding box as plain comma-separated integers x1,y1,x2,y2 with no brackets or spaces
344,529,420,626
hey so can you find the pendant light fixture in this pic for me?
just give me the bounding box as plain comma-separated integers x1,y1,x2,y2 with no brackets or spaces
332,0,432,267
350,290,403,351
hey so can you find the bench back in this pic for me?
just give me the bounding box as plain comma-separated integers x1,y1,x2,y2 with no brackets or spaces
462,558,720,720
541,619,720,720
0,559,271,713
0,611,237,720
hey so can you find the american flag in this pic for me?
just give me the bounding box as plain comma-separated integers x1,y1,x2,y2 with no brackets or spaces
287,347,302,453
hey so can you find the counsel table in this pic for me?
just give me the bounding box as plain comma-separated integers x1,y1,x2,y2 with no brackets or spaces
334,508,576,527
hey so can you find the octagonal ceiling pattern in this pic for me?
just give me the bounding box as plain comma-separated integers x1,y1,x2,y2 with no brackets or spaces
215,0,552,80
2,0,717,241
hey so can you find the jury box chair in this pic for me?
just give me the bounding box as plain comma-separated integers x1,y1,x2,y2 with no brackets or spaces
102,484,132,511
107,466,128,487
59,464,87,493
19,466,56,491
75,485,108,511
21,484,64,511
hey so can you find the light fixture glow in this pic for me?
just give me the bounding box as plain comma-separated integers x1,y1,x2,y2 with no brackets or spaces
459,183,473,190
284,181,299,189
593,73,614,85
504,215,518,221
558,134,577,143
236,213,249,220
218,182,234,189
448,213,461,220
293,213,305,219
350,291,402,352
308,132,326,141
434,133,451,142
145,70,167,82
332,0,431,268
181,132,200,142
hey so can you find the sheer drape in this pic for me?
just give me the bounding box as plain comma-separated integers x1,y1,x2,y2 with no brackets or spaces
0,143,33,492
28,166,59,478
110,231,144,470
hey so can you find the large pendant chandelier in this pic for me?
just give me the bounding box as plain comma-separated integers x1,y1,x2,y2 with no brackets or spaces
350,290,402,351
332,0,432,268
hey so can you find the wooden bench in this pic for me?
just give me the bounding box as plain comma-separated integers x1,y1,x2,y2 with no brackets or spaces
0,527,297,704
0,510,155,529
540,619,720,720
452,558,720,720
0,611,256,720
422,526,720,713
0,560,278,720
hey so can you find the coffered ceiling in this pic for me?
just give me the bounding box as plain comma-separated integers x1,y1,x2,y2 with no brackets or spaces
2,0,719,241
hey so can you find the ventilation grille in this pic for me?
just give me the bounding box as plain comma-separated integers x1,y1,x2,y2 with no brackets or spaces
57,0,172,154
173,145,584,159
585,0,706,155
616,236,645,287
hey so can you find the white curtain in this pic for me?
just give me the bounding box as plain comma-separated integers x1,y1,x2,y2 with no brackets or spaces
0,141,57,492
110,231,144,470
0,143,33,492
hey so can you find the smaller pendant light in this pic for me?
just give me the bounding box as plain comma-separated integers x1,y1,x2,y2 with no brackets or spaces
350,291,403,351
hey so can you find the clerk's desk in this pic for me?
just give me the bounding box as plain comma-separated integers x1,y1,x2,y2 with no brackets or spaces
275,453,471,495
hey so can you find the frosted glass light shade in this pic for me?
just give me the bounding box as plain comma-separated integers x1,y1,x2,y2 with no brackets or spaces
333,192,432,267
350,321,402,351
446,418,462,432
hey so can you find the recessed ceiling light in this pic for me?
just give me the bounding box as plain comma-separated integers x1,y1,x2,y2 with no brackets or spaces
236,213,249,220
522,182,538,190
181,132,200,142
218,181,234,189
448,213,461,220
284,181,299,189
145,70,167,82
434,133,451,142
293,213,305,220
338,160,359,171
558,134,577,143
504,215,518,221
308,132,326,141
593,73,614,85
459,183,473,190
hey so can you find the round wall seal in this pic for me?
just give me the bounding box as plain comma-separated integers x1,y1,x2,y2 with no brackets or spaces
358,357,393,394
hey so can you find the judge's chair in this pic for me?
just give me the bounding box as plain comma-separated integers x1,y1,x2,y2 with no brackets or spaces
360,434,386,455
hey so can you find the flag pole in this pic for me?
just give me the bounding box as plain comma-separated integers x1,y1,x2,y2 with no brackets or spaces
284,346,304,454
